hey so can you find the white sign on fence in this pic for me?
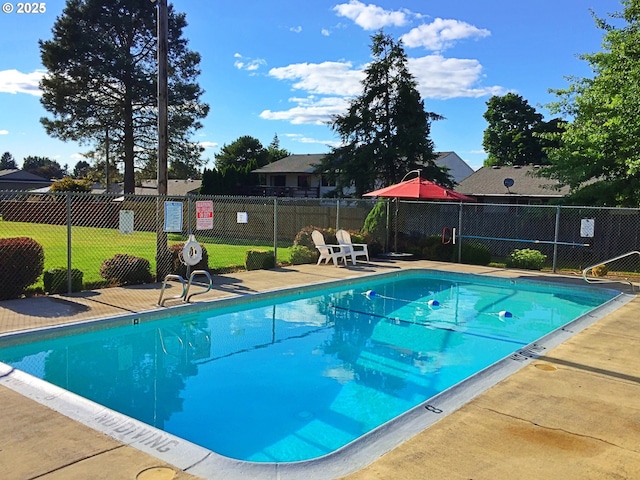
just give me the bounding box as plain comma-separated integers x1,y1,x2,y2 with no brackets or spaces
196,200,214,230
580,218,595,238
164,201,183,232
237,212,248,224
119,210,134,234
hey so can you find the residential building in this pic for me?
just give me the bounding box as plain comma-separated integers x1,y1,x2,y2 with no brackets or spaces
0,169,53,191
457,165,569,204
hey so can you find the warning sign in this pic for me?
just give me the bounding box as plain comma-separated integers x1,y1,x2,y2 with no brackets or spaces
196,200,214,230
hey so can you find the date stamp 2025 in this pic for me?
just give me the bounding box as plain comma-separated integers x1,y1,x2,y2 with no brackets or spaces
2,2,46,14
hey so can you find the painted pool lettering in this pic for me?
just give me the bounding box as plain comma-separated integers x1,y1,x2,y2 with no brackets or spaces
94,412,179,453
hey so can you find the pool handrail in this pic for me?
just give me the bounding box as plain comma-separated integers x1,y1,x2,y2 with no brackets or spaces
185,270,213,302
582,250,640,291
158,274,187,306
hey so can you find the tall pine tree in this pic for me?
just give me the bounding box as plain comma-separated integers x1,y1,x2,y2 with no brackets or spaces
39,0,209,193
320,31,451,197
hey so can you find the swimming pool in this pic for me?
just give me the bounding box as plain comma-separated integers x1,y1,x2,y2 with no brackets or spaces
0,269,629,479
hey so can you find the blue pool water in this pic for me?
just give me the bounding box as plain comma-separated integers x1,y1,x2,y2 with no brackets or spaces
0,270,619,463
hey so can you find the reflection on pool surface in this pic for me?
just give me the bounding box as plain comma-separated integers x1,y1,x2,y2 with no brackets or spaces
0,270,620,462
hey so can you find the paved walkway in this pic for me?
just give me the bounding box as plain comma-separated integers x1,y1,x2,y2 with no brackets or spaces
0,261,638,479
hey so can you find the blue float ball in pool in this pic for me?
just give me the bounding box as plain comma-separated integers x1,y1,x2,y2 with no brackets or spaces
365,290,376,299
427,299,440,308
498,310,513,318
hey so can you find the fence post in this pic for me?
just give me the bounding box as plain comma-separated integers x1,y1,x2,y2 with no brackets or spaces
66,191,72,294
552,205,561,273
273,197,278,265
457,203,463,263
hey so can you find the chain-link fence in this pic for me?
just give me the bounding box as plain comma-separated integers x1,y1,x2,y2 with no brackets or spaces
2,190,640,300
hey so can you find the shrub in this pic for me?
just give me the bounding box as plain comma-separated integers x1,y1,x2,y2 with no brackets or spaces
100,254,153,285
506,248,546,270
290,245,318,265
0,237,45,300
245,250,275,271
168,242,209,277
460,242,492,266
591,264,608,277
50,177,92,192
293,226,337,250
363,199,387,238
43,267,84,294
418,235,455,261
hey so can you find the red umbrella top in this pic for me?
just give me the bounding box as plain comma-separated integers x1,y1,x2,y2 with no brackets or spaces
364,177,475,201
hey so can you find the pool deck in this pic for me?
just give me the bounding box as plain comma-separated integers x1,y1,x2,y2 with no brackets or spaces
0,260,639,480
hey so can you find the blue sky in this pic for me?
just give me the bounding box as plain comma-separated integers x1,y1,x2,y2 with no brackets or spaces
0,0,623,172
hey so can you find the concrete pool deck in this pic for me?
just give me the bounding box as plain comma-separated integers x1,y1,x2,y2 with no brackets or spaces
0,260,639,479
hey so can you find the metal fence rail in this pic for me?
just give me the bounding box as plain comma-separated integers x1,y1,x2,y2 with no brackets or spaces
2,190,640,301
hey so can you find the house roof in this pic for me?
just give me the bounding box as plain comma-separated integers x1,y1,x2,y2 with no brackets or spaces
252,152,475,181
457,165,569,197
0,169,52,185
136,179,202,196
251,154,326,174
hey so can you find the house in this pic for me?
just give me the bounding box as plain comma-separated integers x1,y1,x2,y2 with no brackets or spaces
135,179,202,196
0,169,53,191
250,154,331,197
435,152,474,184
457,165,569,204
251,152,475,197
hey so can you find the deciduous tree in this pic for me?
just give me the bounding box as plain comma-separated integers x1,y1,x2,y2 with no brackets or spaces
319,31,451,197
539,1,640,206
23,156,65,179
482,93,562,167
39,0,209,193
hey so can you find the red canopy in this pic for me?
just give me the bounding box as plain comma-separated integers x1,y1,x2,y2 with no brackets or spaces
364,177,475,201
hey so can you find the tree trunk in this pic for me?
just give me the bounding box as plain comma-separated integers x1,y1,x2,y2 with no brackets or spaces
123,94,135,194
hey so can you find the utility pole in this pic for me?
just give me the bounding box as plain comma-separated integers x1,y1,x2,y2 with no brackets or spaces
155,0,170,280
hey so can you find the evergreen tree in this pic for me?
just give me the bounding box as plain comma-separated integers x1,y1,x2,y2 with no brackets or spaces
0,152,17,170
319,31,451,197
23,156,65,179
39,0,209,193
266,134,290,163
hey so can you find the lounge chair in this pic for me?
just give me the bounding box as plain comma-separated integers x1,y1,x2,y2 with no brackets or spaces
336,229,369,264
311,230,348,267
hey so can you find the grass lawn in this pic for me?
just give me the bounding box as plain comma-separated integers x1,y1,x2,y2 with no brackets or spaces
1,221,292,288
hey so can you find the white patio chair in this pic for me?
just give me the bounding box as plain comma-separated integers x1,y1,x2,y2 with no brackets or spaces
311,230,348,267
336,229,369,264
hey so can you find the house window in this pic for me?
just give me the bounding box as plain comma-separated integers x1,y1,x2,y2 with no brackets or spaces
297,175,309,189
321,175,336,187
271,175,286,187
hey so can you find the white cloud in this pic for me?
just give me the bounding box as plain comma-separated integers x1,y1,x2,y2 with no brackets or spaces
290,26,302,33
401,18,490,52
0,130,8,135
0,69,45,96
321,28,330,36
199,141,218,149
233,54,267,72
268,61,364,96
333,0,409,30
70,153,85,160
284,133,341,148
408,55,505,100
260,96,350,125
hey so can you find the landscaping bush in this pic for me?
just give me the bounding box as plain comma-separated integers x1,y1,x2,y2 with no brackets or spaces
506,248,546,270
100,254,153,285
43,267,83,294
417,235,455,261
290,245,318,265
0,237,45,300
293,226,337,250
245,250,275,271
168,242,209,277
460,242,492,266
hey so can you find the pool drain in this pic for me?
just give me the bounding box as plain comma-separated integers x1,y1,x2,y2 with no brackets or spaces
136,466,176,480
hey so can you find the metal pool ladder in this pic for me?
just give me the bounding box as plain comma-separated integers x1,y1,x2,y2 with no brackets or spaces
158,270,213,306
582,251,640,292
